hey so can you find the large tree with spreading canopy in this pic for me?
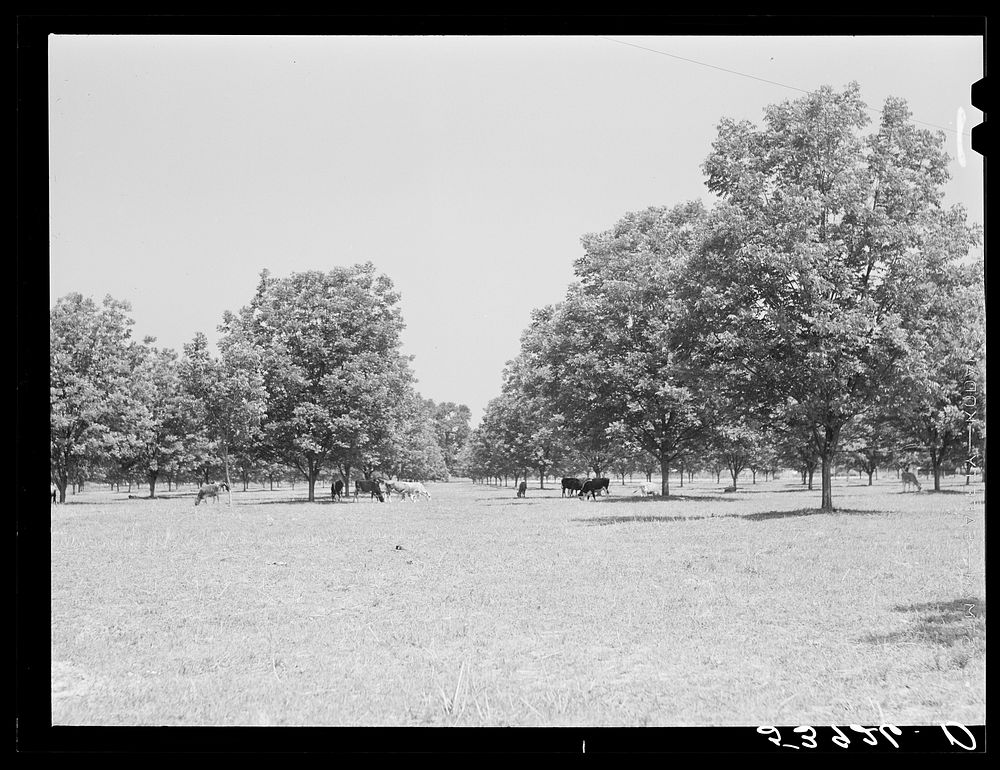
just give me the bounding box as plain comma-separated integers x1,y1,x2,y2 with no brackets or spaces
688,82,980,510
226,263,415,501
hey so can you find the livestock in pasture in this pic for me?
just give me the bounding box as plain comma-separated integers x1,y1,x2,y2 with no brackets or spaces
194,482,230,506
723,485,738,493
385,480,430,500
633,482,657,496
331,479,345,501
561,477,584,497
901,471,922,492
517,480,527,498
354,478,386,502
579,477,611,500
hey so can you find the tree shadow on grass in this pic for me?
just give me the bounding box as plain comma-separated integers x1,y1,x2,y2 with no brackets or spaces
477,499,551,507
738,507,878,521
594,493,742,504
250,497,383,506
920,488,973,495
576,507,879,526
861,598,986,648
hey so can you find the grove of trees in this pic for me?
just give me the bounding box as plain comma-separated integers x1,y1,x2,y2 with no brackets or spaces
466,83,985,510
50,263,472,502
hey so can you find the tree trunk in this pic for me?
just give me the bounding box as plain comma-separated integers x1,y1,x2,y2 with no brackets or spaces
751,469,757,484
148,470,158,499
222,447,234,506
306,460,320,502
867,470,874,486
807,467,814,490
820,452,834,511
931,450,942,492
660,456,670,497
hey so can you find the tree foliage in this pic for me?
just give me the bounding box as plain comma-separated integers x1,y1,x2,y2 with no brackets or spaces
227,264,414,500
689,83,979,509
50,294,140,501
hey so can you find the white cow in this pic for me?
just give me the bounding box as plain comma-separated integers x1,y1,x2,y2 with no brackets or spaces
633,482,658,496
384,480,431,501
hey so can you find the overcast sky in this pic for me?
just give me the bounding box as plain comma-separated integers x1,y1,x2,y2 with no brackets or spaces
48,34,984,426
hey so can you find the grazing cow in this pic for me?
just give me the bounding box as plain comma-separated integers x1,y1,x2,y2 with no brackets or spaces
561,477,584,497
385,480,430,500
901,471,922,492
633,482,657,496
517,480,527,498
331,479,345,501
354,479,386,503
195,482,229,506
51,484,57,503
723,485,737,493
578,477,610,500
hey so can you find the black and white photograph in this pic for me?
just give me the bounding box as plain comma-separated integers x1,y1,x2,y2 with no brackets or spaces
21,16,986,753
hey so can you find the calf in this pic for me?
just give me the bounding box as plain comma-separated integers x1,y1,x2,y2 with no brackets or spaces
561,477,584,497
901,471,922,492
517,480,527,498
195,482,229,506
331,479,345,501
579,477,610,500
354,479,385,502
633,482,657,496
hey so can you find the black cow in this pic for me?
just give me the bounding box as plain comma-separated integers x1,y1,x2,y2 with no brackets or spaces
355,479,385,502
578,477,610,500
331,479,345,501
517,480,527,498
195,482,230,506
561,477,584,497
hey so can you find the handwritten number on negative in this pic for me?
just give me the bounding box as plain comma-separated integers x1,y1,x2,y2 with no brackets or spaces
793,726,818,749
831,725,851,748
879,724,902,749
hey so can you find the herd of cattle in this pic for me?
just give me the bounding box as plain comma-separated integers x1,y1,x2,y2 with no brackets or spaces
47,476,620,506
337,475,615,501
331,478,431,503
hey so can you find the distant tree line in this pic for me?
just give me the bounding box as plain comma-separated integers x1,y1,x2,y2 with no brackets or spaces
50,263,472,503
465,83,985,510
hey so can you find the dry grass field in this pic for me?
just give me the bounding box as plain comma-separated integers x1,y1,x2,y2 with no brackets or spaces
50,475,985,727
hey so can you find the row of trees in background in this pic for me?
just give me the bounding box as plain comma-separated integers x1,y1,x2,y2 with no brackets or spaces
465,83,986,510
50,264,472,503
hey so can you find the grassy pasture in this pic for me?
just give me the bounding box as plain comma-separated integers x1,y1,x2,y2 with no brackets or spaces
51,476,985,727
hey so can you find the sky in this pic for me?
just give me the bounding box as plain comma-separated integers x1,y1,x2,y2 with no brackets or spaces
48,34,984,426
